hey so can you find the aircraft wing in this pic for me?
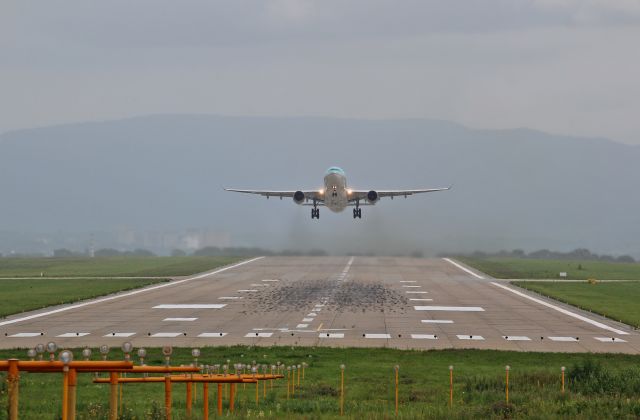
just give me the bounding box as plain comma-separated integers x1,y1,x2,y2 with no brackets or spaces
349,186,451,201
224,189,325,201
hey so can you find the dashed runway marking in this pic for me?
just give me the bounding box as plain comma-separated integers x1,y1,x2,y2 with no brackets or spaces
319,333,344,338
410,298,433,301
302,318,314,322
153,304,226,309
150,332,183,338
406,291,428,294
296,324,309,328
163,317,197,322
57,332,90,337
237,289,258,292
306,313,317,317
104,332,136,337
457,335,484,341
414,306,484,312
411,334,438,339
364,333,391,339
549,336,579,342
245,332,273,338
8,332,42,337
262,279,279,282
402,285,421,288
421,320,453,324
503,336,531,341
198,332,228,337
219,297,242,300
399,281,417,283
251,284,268,287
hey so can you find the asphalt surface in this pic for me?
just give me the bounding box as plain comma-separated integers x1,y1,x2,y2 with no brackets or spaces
1,256,638,353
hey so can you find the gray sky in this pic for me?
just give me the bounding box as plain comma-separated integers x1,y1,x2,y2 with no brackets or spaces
2,1,640,144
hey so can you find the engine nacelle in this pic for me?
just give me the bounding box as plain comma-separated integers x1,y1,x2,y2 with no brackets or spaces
366,190,379,204
293,190,305,205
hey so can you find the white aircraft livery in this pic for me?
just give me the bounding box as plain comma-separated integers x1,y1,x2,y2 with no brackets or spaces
225,167,450,219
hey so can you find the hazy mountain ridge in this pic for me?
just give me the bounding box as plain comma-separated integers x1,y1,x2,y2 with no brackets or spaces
0,114,638,256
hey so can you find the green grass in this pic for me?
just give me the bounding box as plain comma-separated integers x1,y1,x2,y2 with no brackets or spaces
1,347,639,419
0,278,169,318
0,256,242,278
458,257,640,280
512,280,640,328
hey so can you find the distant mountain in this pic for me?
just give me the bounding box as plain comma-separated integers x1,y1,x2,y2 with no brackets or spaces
0,114,638,256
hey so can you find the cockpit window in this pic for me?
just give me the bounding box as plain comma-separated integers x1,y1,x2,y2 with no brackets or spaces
325,167,345,176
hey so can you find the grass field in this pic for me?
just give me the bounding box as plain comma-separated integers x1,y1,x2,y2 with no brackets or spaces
0,277,169,318
458,257,640,280
0,346,639,419
512,280,640,328
0,256,242,278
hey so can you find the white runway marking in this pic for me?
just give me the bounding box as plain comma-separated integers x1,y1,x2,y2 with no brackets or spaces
306,313,317,317
410,298,433,302
411,334,438,339
422,320,454,324
8,332,42,337
364,333,391,339
406,291,428,294
315,304,325,307
491,282,629,335
443,258,485,279
219,297,242,300
198,332,228,337
0,257,264,327
302,318,314,322
399,281,417,283
151,332,183,338
104,332,136,337
163,317,197,322
57,332,90,337
154,304,226,309
594,337,627,342
312,308,322,312
237,289,258,292
262,279,279,282
549,336,579,342
503,336,531,341
296,324,309,328
402,285,421,288
319,333,344,338
414,306,484,312
457,335,484,340
245,332,273,338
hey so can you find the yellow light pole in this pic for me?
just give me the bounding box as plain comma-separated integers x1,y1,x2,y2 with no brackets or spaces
561,366,565,395
297,364,301,387
109,372,119,420
505,365,510,404
203,382,209,420
286,366,291,400
292,365,296,396
340,364,345,416
394,365,399,416
449,365,453,408
68,368,77,420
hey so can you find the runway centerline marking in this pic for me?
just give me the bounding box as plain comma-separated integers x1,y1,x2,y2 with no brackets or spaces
414,306,484,312
0,256,264,327
490,281,629,335
154,304,226,309
443,258,485,279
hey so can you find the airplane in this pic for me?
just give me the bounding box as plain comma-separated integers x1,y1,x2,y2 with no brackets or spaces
225,166,450,219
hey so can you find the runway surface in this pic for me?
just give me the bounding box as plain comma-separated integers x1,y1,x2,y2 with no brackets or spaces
1,256,638,353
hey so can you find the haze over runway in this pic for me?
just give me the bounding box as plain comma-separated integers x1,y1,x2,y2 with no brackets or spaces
2,257,637,353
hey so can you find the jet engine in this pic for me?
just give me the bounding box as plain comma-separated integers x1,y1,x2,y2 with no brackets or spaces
293,190,305,204
367,190,379,204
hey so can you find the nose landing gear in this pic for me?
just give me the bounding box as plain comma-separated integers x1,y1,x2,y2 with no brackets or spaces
352,207,362,219
311,208,320,219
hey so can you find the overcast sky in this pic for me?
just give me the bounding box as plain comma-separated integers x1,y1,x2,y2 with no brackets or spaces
2,1,640,144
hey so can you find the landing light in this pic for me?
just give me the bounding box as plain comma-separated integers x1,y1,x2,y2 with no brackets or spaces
318,189,325,195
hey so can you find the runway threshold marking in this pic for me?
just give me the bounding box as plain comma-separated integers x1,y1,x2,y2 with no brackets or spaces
151,332,183,338
319,333,344,338
0,256,265,327
503,336,531,341
549,336,579,342
364,333,391,339
456,335,484,340
245,332,273,338
490,281,630,335
411,334,438,339
594,337,627,343
421,320,453,324
57,332,90,337
442,258,485,279
198,332,228,337
8,333,42,337
154,304,226,309
410,298,433,301
104,332,136,337
163,317,197,321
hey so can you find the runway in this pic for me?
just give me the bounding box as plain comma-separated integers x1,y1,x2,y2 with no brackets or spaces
1,256,638,353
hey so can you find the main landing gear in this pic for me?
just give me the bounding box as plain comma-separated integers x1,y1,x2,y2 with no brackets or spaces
353,207,362,219
311,208,320,219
